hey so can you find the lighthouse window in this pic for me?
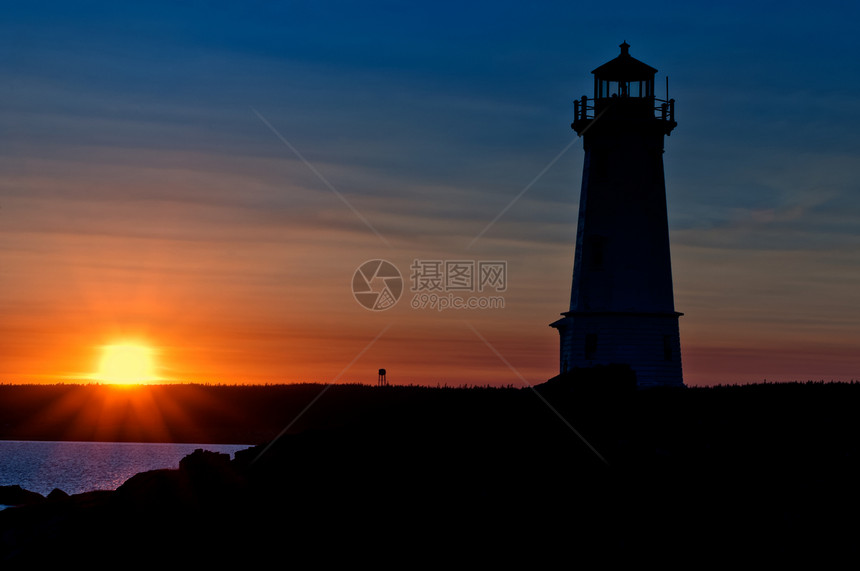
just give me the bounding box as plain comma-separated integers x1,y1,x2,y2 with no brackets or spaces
599,80,620,98
598,80,652,98
585,334,598,360
588,236,606,269
663,335,673,361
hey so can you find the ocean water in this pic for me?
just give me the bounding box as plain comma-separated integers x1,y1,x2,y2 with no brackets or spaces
0,440,250,499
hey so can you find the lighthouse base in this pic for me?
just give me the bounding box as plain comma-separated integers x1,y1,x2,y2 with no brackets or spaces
550,311,683,388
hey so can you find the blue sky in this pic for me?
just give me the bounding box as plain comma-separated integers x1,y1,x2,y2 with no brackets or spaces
1,1,859,385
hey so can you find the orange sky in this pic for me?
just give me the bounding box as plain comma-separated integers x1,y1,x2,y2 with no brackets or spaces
2,149,856,387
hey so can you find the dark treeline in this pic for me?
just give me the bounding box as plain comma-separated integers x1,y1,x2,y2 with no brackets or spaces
1,375,859,566
0,378,858,446
0,382,524,444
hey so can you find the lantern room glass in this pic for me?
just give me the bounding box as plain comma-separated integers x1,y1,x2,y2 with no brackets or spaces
597,79,653,99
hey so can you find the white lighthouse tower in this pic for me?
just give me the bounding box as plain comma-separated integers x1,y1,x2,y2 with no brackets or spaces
550,42,683,388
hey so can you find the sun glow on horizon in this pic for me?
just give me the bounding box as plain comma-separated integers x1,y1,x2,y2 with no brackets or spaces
94,343,159,385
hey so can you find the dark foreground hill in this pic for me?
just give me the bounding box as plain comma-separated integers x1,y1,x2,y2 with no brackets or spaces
2,373,859,566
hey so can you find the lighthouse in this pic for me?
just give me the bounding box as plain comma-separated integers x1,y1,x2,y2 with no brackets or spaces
550,42,683,388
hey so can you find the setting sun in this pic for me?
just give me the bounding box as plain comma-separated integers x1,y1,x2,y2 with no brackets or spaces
95,343,159,384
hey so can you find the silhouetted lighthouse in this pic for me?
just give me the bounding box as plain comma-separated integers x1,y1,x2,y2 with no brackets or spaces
550,42,683,387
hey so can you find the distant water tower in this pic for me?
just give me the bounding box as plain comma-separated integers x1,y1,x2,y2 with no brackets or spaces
550,42,683,388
